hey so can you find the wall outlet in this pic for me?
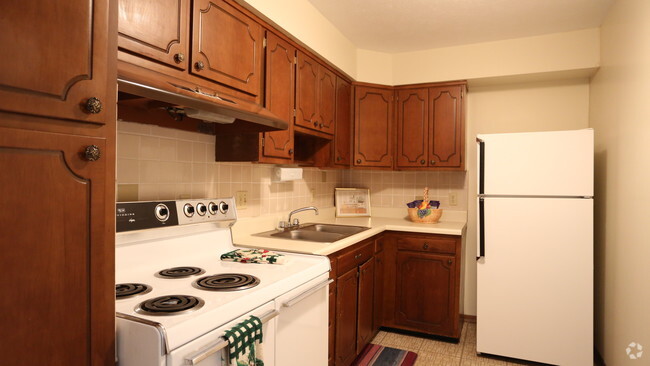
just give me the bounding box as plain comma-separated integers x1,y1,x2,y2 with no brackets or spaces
235,191,247,209
449,192,458,206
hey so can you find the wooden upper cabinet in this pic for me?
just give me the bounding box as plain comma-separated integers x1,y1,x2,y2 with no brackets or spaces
429,85,464,169
318,67,336,134
261,32,295,161
0,127,113,365
295,52,319,131
296,51,335,135
118,0,189,70
333,78,352,167
0,0,110,124
396,88,429,168
354,86,394,168
191,0,263,96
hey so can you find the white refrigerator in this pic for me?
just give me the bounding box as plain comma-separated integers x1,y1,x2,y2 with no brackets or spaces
476,129,593,365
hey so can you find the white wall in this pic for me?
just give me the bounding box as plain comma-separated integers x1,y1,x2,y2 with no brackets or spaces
589,0,650,364
464,79,591,315
242,0,357,78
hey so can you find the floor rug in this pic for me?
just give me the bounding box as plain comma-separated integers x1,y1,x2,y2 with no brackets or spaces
352,344,418,366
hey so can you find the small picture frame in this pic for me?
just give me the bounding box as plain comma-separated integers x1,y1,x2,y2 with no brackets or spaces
335,188,371,217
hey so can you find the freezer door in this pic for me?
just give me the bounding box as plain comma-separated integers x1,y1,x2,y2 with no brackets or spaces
477,129,593,196
476,197,593,365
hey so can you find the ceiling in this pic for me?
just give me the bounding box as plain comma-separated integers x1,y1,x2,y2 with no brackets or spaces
307,0,615,53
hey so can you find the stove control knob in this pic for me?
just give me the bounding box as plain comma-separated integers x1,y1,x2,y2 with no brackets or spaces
219,201,229,214
183,203,195,217
208,202,218,215
154,204,170,222
196,203,207,216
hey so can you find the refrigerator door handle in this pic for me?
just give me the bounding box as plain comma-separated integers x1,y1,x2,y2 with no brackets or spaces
477,197,485,260
477,138,485,195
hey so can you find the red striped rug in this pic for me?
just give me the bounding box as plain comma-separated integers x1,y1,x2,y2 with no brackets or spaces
352,344,418,366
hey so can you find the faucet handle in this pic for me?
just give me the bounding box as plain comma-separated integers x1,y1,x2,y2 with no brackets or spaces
292,218,300,227
278,221,288,230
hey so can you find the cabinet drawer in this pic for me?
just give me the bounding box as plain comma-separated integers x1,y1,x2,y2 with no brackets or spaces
337,241,373,274
396,236,456,254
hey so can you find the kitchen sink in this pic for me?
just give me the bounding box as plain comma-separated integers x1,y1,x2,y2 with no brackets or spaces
253,223,370,243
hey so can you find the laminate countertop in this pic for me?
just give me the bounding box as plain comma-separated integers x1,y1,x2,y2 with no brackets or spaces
232,207,467,256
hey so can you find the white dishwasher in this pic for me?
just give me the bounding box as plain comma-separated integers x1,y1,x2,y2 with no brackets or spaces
275,272,331,366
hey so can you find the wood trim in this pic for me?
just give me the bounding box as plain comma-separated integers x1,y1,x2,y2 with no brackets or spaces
594,349,606,366
461,314,476,323
294,125,333,140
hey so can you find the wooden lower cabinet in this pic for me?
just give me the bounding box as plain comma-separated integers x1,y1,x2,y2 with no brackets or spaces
335,267,360,366
356,259,375,351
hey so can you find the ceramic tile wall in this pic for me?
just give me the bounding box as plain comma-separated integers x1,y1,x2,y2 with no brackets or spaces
341,169,468,210
116,121,468,217
116,121,340,217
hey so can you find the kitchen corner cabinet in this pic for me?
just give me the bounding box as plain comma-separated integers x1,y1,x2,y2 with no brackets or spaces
395,82,466,170
353,85,394,168
329,238,376,366
191,0,264,96
118,0,190,70
333,77,353,167
0,0,111,124
386,232,462,338
296,51,336,135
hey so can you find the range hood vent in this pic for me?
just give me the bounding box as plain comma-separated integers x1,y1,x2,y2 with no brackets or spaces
117,76,288,132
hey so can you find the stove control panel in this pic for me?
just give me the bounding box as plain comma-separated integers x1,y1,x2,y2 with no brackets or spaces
116,198,237,232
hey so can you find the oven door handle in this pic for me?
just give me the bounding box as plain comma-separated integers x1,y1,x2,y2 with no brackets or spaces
184,309,279,365
282,279,333,308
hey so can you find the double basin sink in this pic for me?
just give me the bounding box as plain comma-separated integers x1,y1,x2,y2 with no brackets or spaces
254,223,370,243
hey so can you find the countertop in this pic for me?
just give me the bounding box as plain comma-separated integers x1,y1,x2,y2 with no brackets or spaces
232,207,467,256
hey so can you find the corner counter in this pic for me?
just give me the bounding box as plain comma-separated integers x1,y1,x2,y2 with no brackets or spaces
232,207,467,256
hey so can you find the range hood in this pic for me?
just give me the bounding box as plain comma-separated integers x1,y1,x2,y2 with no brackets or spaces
117,71,288,132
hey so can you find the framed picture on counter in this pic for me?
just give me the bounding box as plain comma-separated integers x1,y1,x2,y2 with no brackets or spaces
335,188,371,217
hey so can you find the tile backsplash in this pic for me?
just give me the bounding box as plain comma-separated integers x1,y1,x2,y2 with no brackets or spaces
116,121,468,217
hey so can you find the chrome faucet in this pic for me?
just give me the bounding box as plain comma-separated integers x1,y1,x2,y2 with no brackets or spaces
281,206,319,229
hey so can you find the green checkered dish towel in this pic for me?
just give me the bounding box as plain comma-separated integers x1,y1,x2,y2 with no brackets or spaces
223,315,264,366
220,249,286,264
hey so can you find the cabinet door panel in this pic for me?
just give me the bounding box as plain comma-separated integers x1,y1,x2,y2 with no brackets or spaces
262,32,295,160
396,88,428,168
357,259,375,353
118,0,189,69
0,0,110,124
318,67,336,134
373,250,385,333
191,0,263,96
395,251,455,334
296,52,319,130
335,268,358,366
334,78,352,167
354,86,393,168
429,86,463,168
0,127,111,365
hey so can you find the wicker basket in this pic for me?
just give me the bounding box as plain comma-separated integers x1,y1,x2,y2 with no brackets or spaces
407,187,443,223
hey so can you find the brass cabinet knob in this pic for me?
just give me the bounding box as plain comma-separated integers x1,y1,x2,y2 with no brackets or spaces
430,160,436,165
313,121,319,128
336,156,341,161
195,61,205,70
420,159,426,165
423,243,429,249
84,97,102,114
174,53,185,63
84,145,101,161
448,259,453,265
288,148,294,155
356,159,362,164
319,123,323,128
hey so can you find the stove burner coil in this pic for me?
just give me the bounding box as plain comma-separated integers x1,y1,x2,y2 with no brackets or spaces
135,295,204,316
116,283,152,299
193,273,261,291
156,266,205,278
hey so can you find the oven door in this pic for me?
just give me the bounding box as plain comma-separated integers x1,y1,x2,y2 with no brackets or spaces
275,273,330,366
168,301,276,366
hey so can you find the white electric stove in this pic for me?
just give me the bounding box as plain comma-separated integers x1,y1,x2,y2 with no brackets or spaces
115,198,331,366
